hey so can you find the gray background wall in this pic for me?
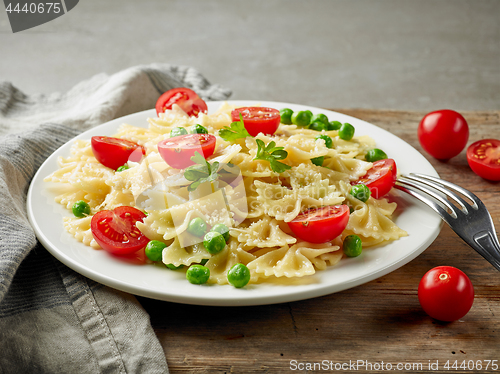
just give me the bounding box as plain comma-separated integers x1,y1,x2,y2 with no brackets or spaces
1,0,498,111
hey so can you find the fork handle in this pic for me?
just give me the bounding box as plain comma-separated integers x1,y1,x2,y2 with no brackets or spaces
472,231,500,271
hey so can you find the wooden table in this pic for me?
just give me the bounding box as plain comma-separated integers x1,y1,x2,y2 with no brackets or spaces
139,109,500,373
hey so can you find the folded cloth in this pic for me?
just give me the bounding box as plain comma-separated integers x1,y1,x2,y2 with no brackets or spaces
0,64,231,373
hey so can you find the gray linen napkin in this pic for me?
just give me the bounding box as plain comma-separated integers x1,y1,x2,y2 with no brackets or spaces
0,64,231,373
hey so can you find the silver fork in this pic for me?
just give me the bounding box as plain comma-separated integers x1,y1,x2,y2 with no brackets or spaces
395,173,500,271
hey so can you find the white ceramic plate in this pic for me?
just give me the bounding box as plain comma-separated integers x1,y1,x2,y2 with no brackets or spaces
27,101,442,306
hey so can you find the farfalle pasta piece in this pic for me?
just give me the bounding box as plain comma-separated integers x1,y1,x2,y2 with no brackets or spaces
162,238,210,267
247,241,340,279
230,216,297,248
205,239,257,285
63,216,99,248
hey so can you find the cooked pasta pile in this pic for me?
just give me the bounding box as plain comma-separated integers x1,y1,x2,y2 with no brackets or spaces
44,102,407,285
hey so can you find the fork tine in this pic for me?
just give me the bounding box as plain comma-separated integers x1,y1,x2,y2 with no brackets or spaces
396,177,459,220
410,173,479,210
403,174,470,214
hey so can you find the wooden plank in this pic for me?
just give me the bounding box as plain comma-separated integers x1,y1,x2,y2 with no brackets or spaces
144,110,500,373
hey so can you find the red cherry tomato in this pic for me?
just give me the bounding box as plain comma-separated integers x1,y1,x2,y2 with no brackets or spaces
155,87,208,117
91,206,150,255
418,266,474,322
157,133,216,169
287,205,350,243
466,139,500,181
231,107,281,137
353,159,397,199
418,110,469,160
91,136,145,170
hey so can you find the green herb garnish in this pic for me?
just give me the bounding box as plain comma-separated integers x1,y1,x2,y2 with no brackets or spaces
253,139,291,173
219,113,251,141
184,152,219,192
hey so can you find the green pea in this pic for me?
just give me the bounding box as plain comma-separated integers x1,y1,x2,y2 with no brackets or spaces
365,148,388,162
311,113,329,125
145,240,166,262
166,263,184,270
350,184,371,202
315,134,333,148
338,123,355,141
210,223,230,242
291,110,312,127
191,124,208,134
280,108,294,124
203,231,226,254
227,263,251,288
170,127,188,137
311,156,324,166
72,200,90,218
343,235,363,257
187,217,207,237
186,265,210,284
328,121,342,131
116,164,129,172
308,121,328,131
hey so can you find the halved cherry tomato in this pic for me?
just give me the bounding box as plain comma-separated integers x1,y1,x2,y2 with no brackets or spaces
466,139,500,181
231,107,281,137
91,206,149,255
91,136,146,170
157,133,216,169
418,110,469,160
418,266,474,322
155,87,208,117
353,159,397,199
287,205,350,243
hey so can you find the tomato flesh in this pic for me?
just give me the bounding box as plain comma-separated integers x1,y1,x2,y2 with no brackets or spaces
91,136,145,170
418,266,474,322
91,206,149,255
287,205,350,243
156,87,208,117
466,139,500,181
353,159,397,199
231,107,281,137
157,133,216,169
418,110,469,160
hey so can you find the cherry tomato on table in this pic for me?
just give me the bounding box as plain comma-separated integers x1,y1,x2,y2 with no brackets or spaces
418,110,469,160
287,205,350,244
91,206,149,255
418,266,474,322
231,107,281,137
466,139,500,181
91,136,145,170
352,159,397,199
156,87,208,117
157,133,216,169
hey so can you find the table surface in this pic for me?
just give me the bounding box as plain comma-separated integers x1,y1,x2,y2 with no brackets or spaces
139,109,500,373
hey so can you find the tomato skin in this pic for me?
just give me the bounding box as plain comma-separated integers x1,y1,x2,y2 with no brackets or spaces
418,110,469,160
91,206,150,255
418,266,474,322
287,205,350,243
231,107,281,136
91,136,145,170
156,87,208,117
157,133,216,169
353,159,397,199
466,139,500,181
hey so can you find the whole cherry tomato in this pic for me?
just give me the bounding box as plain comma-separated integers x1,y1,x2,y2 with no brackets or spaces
418,110,469,160
418,266,474,322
